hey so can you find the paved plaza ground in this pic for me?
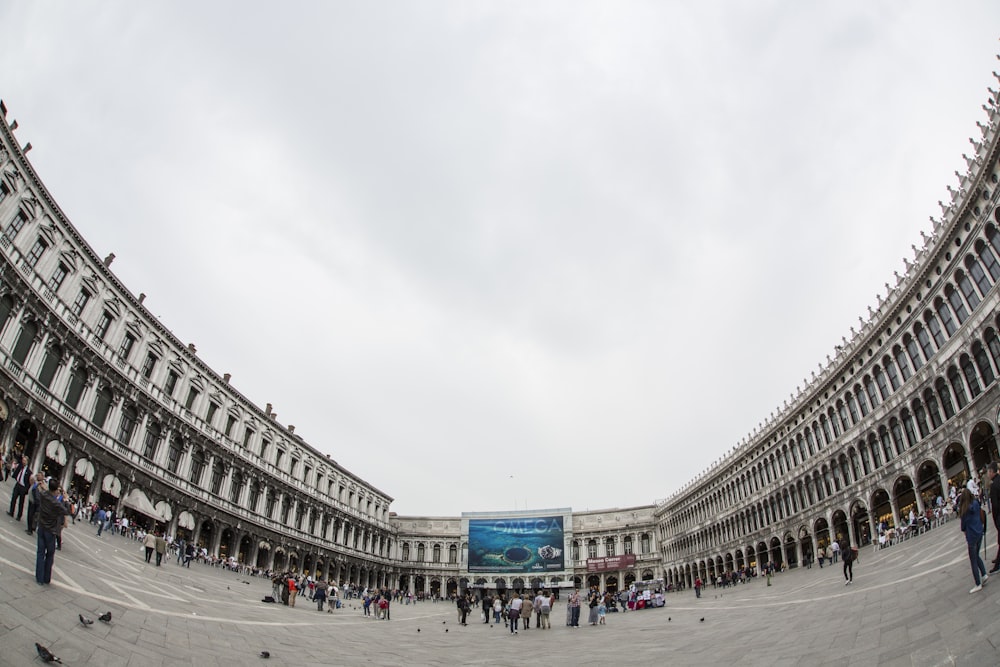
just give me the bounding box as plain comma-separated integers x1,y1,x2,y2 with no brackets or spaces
2,485,1000,665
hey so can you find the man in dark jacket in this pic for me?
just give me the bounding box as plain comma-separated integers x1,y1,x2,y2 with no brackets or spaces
987,462,1000,573
25,472,45,535
35,478,70,584
7,455,31,521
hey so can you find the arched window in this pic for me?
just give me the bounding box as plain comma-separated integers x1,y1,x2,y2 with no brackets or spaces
987,329,1000,368
978,241,1000,280
417,543,425,561
883,356,901,391
961,354,982,398
967,255,993,294
641,533,651,554
623,535,633,554
845,392,861,424
0,294,14,335
957,271,981,310
449,544,458,563
248,481,261,512
948,366,969,409
166,436,183,473
230,471,244,504
401,543,410,561
904,335,923,372
210,460,224,495
988,225,1000,260
901,409,918,446
605,537,616,557
946,285,969,323
805,428,817,455
587,539,598,558
936,296,958,334
915,324,935,361
37,343,62,388
837,401,850,431
894,346,912,381
865,375,880,408
923,388,943,429
890,418,906,453
973,342,996,387
879,426,894,461
859,442,872,475
925,311,946,347
874,366,890,400
11,319,38,366
936,378,957,419
119,406,140,447
189,449,206,486
432,544,441,563
912,400,930,438
854,384,870,416
868,434,882,469
91,385,113,428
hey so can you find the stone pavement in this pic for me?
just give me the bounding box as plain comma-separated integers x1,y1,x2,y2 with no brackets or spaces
1,487,999,665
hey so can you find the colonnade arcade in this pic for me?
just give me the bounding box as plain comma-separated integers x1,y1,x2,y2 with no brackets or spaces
664,427,997,590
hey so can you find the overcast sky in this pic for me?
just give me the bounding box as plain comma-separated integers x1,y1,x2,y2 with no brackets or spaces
2,2,998,516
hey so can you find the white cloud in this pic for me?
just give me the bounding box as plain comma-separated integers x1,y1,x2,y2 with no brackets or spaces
2,1,998,514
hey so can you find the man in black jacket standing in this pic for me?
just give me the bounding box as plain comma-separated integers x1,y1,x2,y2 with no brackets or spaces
35,478,70,585
987,462,1000,574
7,455,31,521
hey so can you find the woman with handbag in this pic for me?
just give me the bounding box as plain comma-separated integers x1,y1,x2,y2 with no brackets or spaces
959,487,989,594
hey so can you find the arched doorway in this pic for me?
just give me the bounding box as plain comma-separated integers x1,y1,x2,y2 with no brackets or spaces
256,542,271,568
586,574,600,589
40,440,67,480
893,476,917,523
917,460,943,510
198,520,214,550
831,510,849,544
814,518,830,552
273,548,286,572
624,572,636,589
943,443,970,488
851,501,871,547
783,533,797,568
71,458,95,500
797,526,812,564
11,419,39,461
871,488,893,528
606,576,619,593
970,421,998,471
769,537,783,567
446,579,457,598
429,580,441,598
219,528,234,559
98,474,121,511
238,535,253,563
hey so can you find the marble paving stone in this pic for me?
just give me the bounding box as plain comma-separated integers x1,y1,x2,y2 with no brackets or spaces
3,478,1000,666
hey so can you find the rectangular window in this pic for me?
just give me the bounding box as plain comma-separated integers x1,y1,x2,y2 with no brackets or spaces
243,428,254,448
275,449,285,469
5,210,27,239
164,369,179,397
224,414,237,437
95,310,113,340
118,332,136,361
205,401,219,426
259,437,269,457
184,387,199,410
25,237,47,267
0,182,8,204
47,262,69,294
140,352,157,379
70,289,91,317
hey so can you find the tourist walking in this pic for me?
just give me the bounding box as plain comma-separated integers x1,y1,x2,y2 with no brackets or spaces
959,488,989,593
509,594,522,634
841,539,855,585
143,530,157,563
587,588,600,625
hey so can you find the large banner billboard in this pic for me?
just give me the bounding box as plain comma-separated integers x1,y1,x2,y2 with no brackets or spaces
467,515,565,573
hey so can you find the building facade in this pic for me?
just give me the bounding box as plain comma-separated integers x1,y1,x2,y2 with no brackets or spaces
1,60,997,597
656,74,1000,589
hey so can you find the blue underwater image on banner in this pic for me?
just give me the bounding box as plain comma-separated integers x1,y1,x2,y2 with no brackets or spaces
467,516,565,572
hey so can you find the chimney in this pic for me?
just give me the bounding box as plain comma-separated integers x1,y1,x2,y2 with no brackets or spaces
288,425,295,434
103,253,115,267
187,343,197,353
265,403,272,417
223,373,231,384
138,293,146,304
